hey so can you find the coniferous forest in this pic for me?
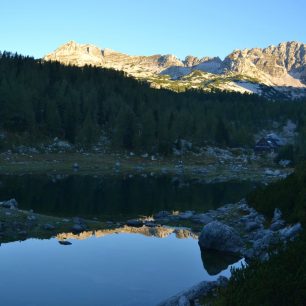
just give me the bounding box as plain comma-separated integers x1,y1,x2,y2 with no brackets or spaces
1,52,306,154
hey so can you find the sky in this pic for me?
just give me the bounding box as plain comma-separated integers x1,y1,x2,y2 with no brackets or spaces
0,0,305,60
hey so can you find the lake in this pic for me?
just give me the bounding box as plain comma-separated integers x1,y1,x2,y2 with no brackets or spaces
0,174,252,305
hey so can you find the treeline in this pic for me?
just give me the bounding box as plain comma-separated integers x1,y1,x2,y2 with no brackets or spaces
1,51,306,153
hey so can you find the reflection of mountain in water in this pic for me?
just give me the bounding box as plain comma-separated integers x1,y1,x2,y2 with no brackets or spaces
57,226,238,276
57,226,198,241
0,175,256,219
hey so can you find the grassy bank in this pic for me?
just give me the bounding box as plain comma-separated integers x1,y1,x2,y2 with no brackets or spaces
0,151,292,183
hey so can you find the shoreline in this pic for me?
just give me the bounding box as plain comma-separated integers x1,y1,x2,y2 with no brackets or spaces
0,151,292,183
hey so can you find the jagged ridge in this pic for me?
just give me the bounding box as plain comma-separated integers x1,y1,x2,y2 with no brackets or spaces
43,41,306,99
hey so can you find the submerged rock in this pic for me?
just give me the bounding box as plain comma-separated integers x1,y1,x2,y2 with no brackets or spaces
198,221,244,254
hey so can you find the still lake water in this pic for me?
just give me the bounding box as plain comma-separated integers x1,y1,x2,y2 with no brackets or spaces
0,175,252,306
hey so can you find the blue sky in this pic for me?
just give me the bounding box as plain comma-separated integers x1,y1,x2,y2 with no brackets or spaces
0,0,305,60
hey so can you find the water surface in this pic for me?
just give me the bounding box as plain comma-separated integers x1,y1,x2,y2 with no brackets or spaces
0,174,250,305
0,233,244,306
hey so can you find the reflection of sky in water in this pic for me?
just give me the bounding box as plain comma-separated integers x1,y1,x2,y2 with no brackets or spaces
0,234,244,306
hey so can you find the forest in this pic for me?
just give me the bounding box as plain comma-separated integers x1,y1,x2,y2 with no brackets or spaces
1,51,306,155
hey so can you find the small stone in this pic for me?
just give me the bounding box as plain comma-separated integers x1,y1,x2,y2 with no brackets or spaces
58,240,72,245
73,163,79,170
27,215,37,221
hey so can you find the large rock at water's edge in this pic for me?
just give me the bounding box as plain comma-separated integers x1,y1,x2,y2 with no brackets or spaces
198,221,244,254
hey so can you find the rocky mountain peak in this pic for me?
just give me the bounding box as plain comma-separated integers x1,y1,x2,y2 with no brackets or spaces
43,40,306,99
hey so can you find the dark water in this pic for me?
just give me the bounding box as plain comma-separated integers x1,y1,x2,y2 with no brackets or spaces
0,174,252,306
0,174,257,219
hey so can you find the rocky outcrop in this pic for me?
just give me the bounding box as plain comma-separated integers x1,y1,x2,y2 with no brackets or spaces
221,42,306,88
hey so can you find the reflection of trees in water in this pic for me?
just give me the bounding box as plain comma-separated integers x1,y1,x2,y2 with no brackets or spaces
201,249,241,276
0,175,256,218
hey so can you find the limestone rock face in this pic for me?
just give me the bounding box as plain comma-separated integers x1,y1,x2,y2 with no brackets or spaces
222,41,306,87
44,40,184,78
43,41,306,98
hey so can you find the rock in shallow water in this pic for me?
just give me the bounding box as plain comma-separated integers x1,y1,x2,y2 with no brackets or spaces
198,221,244,254
58,240,72,245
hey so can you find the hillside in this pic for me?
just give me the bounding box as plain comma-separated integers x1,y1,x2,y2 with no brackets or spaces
44,41,306,99
1,52,306,154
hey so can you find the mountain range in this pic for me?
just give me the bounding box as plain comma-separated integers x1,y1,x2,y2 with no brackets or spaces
44,40,306,99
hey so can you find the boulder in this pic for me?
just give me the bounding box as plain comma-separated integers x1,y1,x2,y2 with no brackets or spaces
198,221,244,254
0,198,18,210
